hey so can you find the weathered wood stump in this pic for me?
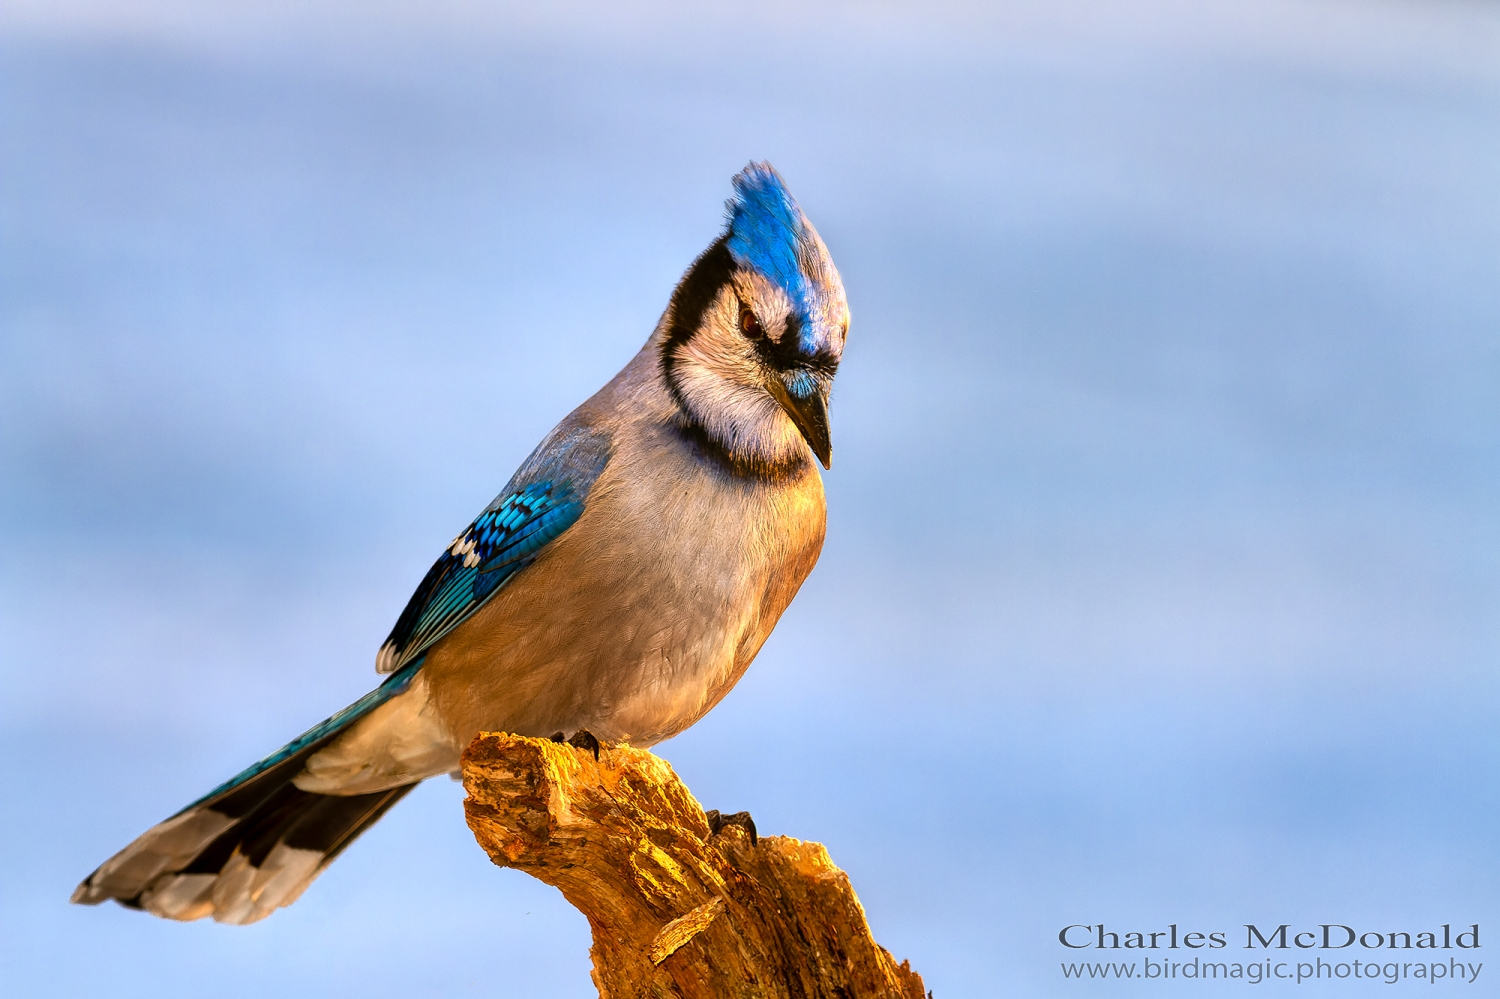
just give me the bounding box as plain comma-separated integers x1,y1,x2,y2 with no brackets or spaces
461,732,927,998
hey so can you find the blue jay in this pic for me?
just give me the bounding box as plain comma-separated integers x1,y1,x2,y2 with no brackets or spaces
72,162,849,924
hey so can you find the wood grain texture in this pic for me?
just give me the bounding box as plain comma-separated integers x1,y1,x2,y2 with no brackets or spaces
461,733,926,999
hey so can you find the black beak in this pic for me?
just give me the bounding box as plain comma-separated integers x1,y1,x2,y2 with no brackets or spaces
768,377,832,469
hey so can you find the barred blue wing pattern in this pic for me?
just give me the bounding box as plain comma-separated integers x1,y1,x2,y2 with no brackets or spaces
375,481,585,674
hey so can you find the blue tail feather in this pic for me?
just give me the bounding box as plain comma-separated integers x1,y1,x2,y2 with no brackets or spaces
178,658,423,815
72,658,427,922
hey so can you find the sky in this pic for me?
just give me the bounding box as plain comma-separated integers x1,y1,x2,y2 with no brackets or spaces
2,1,1497,995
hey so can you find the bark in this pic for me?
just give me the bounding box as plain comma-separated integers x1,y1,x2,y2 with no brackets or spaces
461,732,927,999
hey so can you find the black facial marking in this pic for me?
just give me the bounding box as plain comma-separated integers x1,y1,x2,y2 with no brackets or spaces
658,237,735,390
659,235,838,381
656,236,834,481
752,311,840,376
666,415,811,483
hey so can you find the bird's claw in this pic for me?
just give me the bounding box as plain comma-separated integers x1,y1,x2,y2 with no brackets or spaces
567,729,601,761
547,729,602,760
705,809,758,847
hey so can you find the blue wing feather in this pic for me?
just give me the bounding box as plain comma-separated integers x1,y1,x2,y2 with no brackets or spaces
164,451,594,817
376,423,611,674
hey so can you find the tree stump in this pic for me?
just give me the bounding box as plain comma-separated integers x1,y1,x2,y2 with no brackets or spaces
461,732,927,998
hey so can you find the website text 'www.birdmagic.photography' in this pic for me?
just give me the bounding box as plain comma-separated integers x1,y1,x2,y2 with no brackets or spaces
1058,924,1482,985
1059,958,1482,985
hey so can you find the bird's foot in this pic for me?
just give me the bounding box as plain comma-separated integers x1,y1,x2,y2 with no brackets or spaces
566,729,601,761
705,809,758,847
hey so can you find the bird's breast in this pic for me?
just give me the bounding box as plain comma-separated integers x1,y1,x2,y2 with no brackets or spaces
420,426,826,749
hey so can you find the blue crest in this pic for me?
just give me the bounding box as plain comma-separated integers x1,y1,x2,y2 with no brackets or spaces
726,163,812,309
724,162,846,361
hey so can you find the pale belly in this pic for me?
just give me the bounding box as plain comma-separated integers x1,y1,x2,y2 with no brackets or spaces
297,450,825,796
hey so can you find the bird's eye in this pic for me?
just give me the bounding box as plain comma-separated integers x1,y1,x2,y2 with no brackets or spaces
739,305,765,340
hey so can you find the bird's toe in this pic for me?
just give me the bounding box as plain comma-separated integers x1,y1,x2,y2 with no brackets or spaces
567,729,601,761
705,809,758,847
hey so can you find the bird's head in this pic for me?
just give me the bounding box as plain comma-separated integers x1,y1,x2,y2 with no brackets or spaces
660,162,848,474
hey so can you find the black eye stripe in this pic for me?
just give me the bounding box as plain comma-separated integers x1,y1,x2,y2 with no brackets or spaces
783,312,802,344
730,298,840,373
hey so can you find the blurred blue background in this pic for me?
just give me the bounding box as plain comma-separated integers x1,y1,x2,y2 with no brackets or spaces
2,1,1496,995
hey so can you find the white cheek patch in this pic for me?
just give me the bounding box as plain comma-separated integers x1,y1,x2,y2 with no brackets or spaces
681,287,761,382
670,287,805,467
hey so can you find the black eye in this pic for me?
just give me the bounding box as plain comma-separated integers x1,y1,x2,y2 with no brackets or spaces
739,304,765,340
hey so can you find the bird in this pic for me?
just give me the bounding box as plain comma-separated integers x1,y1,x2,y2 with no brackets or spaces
71,162,849,925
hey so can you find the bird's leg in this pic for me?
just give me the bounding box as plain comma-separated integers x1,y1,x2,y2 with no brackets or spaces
567,729,601,761
704,809,758,847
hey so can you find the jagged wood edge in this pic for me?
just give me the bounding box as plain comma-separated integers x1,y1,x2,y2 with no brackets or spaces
460,732,927,999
